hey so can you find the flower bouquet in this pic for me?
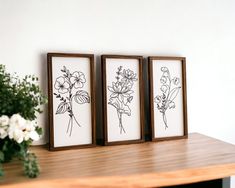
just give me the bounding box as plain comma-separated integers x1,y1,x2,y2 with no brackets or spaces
108,66,137,134
0,65,46,178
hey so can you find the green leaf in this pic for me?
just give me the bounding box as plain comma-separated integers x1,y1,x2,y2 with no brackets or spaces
0,164,4,176
23,153,40,178
0,151,4,162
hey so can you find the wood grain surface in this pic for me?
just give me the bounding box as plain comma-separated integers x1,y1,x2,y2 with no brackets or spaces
1,133,235,187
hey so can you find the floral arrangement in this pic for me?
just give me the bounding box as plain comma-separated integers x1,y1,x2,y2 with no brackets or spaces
53,66,90,136
0,64,46,178
154,66,181,129
108,66,137,134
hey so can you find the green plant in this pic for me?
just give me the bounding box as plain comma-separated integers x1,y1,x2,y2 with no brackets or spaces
0,64,47,178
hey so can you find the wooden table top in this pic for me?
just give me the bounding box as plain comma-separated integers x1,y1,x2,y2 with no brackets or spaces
1,133,235,188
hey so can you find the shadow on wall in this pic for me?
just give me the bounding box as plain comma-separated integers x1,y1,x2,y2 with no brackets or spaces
39,53,49,144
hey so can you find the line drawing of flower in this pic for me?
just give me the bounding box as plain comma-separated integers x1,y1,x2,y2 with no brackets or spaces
108,66,137,134
54,77,70,94
154,66,181,129
54,66,90,136
70,71,86,89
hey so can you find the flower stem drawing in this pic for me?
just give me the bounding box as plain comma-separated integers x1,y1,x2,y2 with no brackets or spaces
108,66,137,134
154,67,181,129
54,66,90,136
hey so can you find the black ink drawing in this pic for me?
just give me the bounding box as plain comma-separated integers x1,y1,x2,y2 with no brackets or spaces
54,66,90,136
108,66,137,134
154,67,181,129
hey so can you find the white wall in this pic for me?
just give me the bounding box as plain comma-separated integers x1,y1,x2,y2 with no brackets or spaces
1,0,235,185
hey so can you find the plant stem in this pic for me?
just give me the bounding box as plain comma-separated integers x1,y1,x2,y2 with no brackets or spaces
66,117,71,134
69,116,73,137
119,113,126,134
162,112,168,129
73,115,81,127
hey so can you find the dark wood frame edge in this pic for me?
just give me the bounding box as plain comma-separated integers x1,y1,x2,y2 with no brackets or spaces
47,52,96,151
148,56,188,142
101,54,145,146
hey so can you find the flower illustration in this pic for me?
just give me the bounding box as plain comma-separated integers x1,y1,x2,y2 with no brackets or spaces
168,102,175,109
54,67,90,136
54,76,70,94
154,95,161,104
160,76,167,84
161,67,169,72
70,71,86,89
154,66,181,129
121,69,137,84
160,85,168,93
172,77,180,85
108,66,137,134
108,82,133,102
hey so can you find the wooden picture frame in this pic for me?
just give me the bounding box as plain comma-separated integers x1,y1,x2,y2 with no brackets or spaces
47,53,96,150
102,55,145,146
148,56,188,141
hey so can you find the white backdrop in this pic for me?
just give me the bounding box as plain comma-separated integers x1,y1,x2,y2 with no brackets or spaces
0,0,235,185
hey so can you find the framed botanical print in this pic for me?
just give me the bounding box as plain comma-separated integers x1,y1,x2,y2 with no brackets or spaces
102,55,145,145
47,53,96,150
148,56,188,141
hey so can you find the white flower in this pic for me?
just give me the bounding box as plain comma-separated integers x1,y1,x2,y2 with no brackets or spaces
24,131,30,141
0,127,8,139
12,129,24,144
29,131,40,141
9,114,26,130
0,115,9,139
0,115,9,127
8,114,26,143
3,114,41,143
25,120,35,132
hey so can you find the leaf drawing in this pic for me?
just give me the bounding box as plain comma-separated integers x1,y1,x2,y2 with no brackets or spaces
56,102,69,114
154,67,181,129
168,87,181,101
54,67,90,136
74,90,90,104
108,66,137,134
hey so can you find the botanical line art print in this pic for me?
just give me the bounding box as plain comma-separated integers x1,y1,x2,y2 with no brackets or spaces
54,66,90,136
108,66,137,134
154,66,181,129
